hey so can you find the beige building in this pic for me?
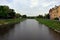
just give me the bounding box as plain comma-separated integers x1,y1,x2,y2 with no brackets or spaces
49,5,60,20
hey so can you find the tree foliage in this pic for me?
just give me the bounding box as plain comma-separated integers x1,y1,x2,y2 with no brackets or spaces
15,13,21,18
22,15,27,18
54,17,59,20
0,6,16,19
44,14,50,19
37,15,43,18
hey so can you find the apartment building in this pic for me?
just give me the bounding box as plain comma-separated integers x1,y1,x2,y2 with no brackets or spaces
49,5,60,20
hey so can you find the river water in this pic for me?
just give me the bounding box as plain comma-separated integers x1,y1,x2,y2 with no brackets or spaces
0,19,60,40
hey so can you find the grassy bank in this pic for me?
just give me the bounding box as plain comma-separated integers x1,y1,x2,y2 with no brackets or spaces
0,18,25,25
0,18,25,29
36,18,60,32
0,18,26,32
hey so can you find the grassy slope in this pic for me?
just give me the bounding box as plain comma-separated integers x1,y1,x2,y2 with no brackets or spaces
0,18,25,25
36,18,60,31
0,18,26,29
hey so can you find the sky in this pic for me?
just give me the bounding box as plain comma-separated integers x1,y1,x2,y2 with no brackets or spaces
0,0,60,16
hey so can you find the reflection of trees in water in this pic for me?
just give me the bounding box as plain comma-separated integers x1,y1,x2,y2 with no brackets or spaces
0,24,15,36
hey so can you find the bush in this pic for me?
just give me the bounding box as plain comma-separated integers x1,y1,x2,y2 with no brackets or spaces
54,18,59,20
44,14,50,19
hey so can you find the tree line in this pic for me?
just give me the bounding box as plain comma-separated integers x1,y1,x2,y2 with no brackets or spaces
0,5,29,19
37,14,50,19
0,5,51,19
0,5,21,19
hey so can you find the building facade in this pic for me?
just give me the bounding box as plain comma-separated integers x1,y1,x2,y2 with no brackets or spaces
49,5,60,20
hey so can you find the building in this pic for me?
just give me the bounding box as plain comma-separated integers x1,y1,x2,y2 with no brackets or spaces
49,5,60,20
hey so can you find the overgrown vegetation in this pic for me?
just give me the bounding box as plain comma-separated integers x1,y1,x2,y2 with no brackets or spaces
0,6,15,19
0,5,21,19
36,18,60,31
54,17,59,20
36,14,50,19
0,18,20,24
0,5,24,26
0,18,25,26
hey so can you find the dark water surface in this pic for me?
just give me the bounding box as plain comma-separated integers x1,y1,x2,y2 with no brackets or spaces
0,19,60,40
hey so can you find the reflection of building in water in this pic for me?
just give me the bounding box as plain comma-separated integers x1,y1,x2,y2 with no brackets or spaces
49,5,60,20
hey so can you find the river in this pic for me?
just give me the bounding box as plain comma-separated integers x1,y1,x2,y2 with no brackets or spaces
0,19,60,40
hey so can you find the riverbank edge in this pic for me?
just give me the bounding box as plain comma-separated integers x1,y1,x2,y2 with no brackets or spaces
36,18,60,33
0,18,25,28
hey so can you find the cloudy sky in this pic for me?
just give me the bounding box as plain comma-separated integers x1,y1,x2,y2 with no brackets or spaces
0,0,60,16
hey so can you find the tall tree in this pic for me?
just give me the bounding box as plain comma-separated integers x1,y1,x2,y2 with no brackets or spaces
0,6,16,19
37,15,43,18
15,13,21,18
44,14,50,19
22,15,27,18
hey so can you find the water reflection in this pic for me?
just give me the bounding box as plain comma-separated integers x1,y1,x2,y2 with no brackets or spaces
38,21,60,40
0,19,60,40
0,24,15,36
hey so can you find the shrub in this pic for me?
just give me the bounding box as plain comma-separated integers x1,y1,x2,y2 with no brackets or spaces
54,18,59,20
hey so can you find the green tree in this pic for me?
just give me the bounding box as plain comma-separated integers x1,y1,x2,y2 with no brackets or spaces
37,15,43,18
44,14,50,19
22,15,27,18
8,9,15,18
0,6,16,19
0,6,9,18
15,13,21,18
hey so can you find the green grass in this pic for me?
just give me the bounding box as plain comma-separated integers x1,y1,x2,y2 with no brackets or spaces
0,18,25,25
36,18,60,31
0,18,26,29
